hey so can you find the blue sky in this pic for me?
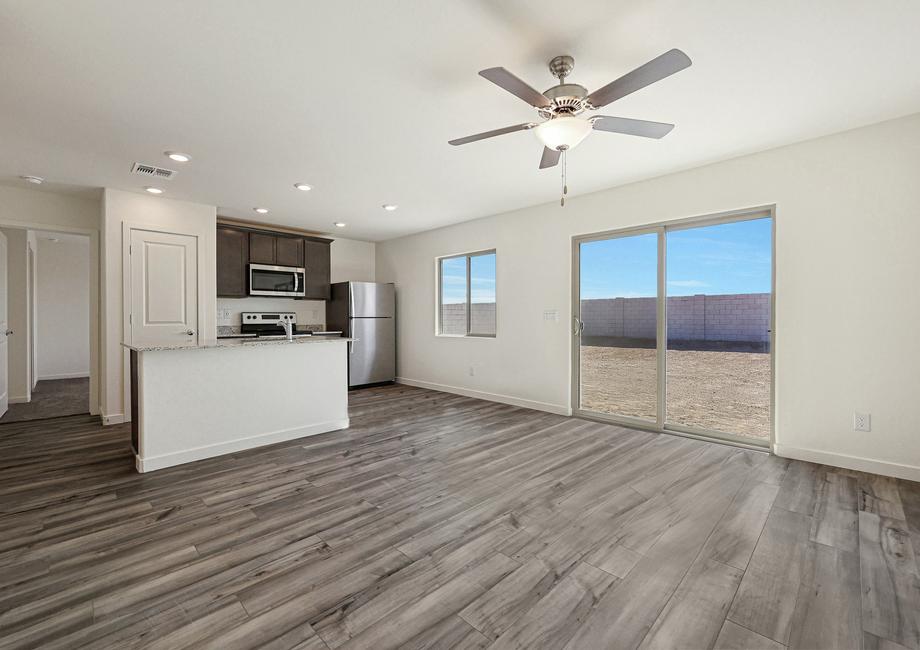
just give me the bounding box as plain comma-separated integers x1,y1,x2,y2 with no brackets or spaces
441,253,496,304
579,218,772,299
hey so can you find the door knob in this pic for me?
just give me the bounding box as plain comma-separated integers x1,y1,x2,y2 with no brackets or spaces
186,329,195,336
4,329,12,336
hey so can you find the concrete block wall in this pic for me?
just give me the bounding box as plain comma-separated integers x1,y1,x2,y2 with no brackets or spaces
440,303,496,335
439,294,769,341
580,293,770,342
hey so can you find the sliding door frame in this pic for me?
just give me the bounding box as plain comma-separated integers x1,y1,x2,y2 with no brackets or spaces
571,204,776,450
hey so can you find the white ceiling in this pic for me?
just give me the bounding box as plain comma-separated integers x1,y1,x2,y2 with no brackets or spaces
2,0,919,241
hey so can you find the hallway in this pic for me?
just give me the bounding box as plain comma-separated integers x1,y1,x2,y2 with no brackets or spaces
0,377,89,424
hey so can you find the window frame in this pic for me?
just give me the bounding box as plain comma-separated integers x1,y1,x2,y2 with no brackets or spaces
436,248,497,338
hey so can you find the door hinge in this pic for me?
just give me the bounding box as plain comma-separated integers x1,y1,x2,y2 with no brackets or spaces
129,313,132,324
129,244,133,255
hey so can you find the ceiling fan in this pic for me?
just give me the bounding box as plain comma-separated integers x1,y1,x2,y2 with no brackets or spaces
448,49,692,204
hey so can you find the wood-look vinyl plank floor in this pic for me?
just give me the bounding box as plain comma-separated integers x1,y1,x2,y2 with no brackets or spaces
0,384,919,649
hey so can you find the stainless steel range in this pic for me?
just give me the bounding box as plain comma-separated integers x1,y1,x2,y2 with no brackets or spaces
240,312,310,339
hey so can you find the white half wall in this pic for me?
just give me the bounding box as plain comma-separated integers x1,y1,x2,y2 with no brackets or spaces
376,112,920,480
133,341,349,472
102,188,216,424
36,234,90,380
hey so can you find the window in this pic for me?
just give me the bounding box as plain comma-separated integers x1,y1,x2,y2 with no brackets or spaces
438,250,496,337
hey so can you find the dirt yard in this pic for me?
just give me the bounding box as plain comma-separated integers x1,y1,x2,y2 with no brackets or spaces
580,346,771,439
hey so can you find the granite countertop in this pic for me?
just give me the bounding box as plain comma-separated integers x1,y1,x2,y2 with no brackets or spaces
122,336,352,353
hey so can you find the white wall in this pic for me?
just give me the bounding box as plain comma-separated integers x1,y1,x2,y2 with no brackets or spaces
102,188,216,423
0,185,100,413
36,235,90,380
377,112,920,481
331,238,375,283
0,228,29,401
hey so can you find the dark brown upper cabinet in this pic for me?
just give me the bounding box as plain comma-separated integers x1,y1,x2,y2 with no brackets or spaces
216,226,248,297
275,236,304,267
248,232,305,268
302,239,331,300
248,232,276,265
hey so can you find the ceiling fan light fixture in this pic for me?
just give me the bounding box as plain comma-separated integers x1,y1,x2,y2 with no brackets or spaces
534,115,591,151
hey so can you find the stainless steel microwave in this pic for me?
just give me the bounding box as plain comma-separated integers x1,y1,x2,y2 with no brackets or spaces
248,264,306,297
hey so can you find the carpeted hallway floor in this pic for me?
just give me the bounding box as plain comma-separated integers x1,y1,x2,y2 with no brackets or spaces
0,377,89,423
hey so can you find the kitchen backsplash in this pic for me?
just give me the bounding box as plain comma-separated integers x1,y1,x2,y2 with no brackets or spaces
217,297,326,328
218,323,324,336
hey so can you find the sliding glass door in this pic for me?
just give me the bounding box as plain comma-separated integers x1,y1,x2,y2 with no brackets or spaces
573,209,773,446
577,231,660,424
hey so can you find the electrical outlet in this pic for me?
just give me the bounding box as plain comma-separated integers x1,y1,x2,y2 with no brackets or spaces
468,366,475,377
854,412,871,432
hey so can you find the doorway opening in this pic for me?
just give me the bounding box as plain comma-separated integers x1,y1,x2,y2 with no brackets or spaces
0,228,91,424
572,207,774,447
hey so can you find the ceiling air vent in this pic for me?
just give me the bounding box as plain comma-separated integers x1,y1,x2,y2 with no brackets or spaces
131,163,177,179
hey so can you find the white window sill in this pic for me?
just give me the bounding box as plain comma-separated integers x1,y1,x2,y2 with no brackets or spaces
435,334,496,339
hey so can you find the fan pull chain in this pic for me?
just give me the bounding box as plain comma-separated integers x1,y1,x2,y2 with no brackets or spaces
560,149,568,207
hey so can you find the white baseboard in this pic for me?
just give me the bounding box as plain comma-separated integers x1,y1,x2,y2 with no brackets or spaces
774,443,920,482
135,418,350,473
37,372,90,381
101,412,125,425
9,395,30,404
396,377,571,416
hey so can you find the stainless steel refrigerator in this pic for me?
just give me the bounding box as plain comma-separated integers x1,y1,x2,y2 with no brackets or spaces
328,282,396,387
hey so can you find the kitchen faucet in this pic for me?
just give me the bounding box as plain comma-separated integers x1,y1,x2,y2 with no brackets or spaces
278,318,293,341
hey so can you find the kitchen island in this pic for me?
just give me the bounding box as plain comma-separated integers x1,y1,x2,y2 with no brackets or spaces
124,337,350,472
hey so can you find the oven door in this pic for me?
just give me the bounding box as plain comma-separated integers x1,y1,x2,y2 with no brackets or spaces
249,264,306,297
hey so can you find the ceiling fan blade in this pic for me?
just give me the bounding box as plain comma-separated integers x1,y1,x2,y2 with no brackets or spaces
448,123,535,146
479,67,552,109
591,116,675,139
585,49,691,109
539,147,561,169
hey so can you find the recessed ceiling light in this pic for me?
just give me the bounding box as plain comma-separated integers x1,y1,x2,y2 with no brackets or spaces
294,183,312,192
145,187,164,194
333,222,346,228
382,204,398,211
46,237,60,242
165,151,191,163
20,175,44,184
254,207,269,214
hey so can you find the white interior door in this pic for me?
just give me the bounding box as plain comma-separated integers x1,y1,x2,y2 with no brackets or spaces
129,229,198,348
0,232,8,417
